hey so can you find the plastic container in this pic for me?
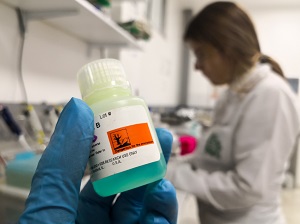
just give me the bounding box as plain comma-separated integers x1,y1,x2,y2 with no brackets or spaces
77,59,166,196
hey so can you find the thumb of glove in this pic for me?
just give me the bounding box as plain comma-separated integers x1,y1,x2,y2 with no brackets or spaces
19,98,94,224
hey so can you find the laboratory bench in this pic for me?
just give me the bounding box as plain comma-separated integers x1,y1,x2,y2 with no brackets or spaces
0,175,200,224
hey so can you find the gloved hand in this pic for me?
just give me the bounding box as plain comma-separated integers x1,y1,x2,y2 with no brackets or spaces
18,98,178,224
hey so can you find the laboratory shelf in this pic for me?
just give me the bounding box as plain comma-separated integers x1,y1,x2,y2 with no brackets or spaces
1,0,141,49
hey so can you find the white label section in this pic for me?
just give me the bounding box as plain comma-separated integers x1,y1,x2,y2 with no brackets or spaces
89,105,160,181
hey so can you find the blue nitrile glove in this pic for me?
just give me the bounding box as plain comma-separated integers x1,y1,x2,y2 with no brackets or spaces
18,98,178,224
76,128,177,224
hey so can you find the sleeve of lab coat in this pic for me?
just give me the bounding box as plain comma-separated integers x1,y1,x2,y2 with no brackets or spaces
168,87,299,210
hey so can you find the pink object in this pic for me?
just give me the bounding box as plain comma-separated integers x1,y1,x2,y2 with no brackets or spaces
179,135,197,155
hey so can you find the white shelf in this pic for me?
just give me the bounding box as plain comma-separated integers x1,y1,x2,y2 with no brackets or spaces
1,0,141,49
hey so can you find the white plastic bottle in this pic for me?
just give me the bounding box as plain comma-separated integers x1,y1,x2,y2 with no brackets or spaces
77,59,167,196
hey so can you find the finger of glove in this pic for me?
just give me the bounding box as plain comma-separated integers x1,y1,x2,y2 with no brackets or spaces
111,129,173,223
140,179,178,224
19,98,94,224
76,180,116,224
155,128,173,163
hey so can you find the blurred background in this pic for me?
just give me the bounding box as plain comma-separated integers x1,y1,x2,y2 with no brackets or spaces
0,0,300,223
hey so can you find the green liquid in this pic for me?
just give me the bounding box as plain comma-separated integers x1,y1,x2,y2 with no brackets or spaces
85,88,167,197
93,153,166,196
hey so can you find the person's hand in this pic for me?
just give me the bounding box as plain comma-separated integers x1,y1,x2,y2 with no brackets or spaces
18,98,178,224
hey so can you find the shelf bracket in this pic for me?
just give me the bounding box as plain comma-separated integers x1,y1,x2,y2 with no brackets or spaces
16,8,78,30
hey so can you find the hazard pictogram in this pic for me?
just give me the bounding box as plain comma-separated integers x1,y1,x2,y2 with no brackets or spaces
109,129,131,153
108,123,154,155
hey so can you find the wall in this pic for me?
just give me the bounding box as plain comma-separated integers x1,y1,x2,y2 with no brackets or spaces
120,0,183,107
0,3,102,104
0,1,183,108
249,7,300,81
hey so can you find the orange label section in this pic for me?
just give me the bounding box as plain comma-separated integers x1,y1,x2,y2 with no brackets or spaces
107,123,154,155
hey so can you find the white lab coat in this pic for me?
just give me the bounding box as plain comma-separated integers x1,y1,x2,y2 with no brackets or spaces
167,63,300,224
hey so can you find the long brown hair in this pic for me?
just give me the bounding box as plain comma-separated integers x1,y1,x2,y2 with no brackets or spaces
184,1,284,77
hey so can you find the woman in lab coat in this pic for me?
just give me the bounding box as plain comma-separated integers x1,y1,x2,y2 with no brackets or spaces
167,2,300,224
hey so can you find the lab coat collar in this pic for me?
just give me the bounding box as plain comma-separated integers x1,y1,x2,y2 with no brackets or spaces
229,63,270,95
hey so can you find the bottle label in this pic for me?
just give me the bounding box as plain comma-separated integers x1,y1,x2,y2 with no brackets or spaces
90,105,160,181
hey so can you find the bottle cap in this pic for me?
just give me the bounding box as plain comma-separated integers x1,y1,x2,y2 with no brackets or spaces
77,59,131,99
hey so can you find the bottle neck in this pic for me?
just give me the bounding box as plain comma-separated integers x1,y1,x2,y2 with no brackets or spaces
83,87,132,106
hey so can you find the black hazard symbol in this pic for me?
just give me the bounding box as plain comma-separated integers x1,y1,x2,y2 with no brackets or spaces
109,129,131,152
